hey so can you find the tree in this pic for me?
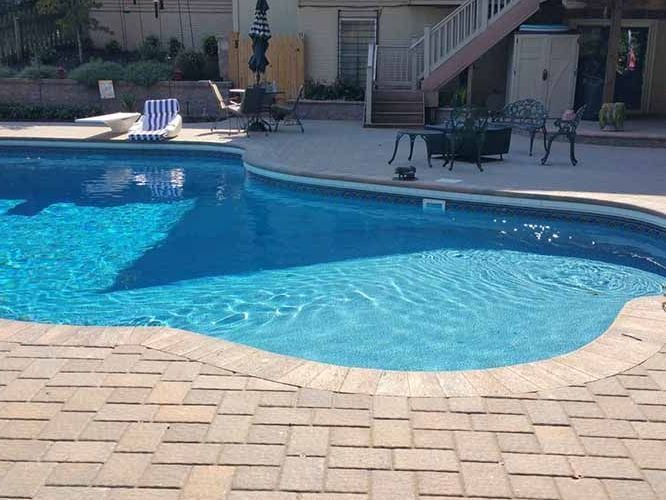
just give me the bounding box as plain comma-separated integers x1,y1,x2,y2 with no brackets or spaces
602,0,624,103
35,0,104,63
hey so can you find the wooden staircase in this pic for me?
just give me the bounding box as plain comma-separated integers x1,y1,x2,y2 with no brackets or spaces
364,0,543,126
371,89,425,128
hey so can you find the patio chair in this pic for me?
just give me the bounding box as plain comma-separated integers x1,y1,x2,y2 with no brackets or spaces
444,106,489,172
242,86,270,134
541,105,587,166
270,85,305,133
208,80,244,134
127,99,182,142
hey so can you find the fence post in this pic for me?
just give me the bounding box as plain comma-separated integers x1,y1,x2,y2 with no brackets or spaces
216,35,230,81
423,26,432,78
365,43,375,126
13,15,22,61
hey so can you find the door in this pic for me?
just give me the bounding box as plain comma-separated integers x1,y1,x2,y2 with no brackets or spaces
574,26,650,118
545,35,579,118
510,35,548,104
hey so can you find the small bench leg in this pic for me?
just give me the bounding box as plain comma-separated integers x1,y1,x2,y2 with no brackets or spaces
541,132,559,165
529,130,536,156
569,133,578,166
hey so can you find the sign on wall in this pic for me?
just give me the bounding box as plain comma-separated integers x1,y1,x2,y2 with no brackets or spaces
98,80,116,99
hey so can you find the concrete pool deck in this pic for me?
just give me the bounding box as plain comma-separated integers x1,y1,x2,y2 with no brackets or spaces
0,121,665,498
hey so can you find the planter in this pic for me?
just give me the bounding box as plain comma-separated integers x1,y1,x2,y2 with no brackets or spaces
599,102,626,131
0,78,231,119
292,99,364,121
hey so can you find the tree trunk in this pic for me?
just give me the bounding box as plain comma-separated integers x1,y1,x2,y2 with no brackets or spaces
602,0,623,103
76,27,83,64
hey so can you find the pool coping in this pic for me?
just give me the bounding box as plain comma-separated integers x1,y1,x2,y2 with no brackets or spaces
0,137,665,397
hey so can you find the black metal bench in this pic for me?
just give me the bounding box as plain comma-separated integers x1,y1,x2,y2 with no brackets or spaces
492,99,547,156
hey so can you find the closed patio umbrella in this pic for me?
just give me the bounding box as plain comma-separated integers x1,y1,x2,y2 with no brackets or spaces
248,0,271,85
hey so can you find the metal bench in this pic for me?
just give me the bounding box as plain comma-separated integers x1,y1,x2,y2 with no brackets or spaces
491,99,547,156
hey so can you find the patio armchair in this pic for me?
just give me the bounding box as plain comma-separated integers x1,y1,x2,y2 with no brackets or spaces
444,106,489,172
242,86,271,134
208,80,244,134
492,99,547,156
541,105,587,166
270,85,305,133
127,99,182,142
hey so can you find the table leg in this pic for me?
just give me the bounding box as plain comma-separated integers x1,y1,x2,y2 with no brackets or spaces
408,135,417,161
388,133,404,165
422,135,433,168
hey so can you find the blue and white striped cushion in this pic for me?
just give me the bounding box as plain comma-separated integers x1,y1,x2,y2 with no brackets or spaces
128,99,180,142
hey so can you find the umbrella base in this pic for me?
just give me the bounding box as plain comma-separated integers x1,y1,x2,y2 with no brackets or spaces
247,118,271,132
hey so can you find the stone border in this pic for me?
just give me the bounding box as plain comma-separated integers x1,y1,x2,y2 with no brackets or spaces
0,138,665,397
0,296,664,397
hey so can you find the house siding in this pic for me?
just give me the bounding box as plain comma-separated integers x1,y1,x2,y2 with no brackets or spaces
91,0,233,50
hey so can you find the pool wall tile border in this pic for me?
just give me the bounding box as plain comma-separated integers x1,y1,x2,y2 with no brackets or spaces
0,138,665,397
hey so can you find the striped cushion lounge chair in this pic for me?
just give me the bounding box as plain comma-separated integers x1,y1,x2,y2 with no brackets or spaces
128,99,182,141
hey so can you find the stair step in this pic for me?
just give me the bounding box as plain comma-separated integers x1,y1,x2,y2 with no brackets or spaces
366,123,425,129
373,90,423,102
373,102,424,113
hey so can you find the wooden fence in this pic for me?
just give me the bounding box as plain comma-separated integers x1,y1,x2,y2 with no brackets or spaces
228,32,304,100
0,7,69,63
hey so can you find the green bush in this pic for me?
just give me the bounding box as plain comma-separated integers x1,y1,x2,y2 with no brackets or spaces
0,66,16,78
303,79,364,101
17,64,59,79
0,102,103,121
202,35,218,57
124,60,172,87
139,35,166,61
174,50,206,80
104,40,123,56
168,37,183,58
69,60,125,87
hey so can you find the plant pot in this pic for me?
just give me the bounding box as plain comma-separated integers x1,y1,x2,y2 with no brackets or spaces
598,102,626,131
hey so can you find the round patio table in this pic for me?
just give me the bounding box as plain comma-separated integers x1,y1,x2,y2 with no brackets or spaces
387,129,445,168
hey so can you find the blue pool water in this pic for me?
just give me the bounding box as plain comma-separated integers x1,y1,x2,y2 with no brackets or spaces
0,146,664,371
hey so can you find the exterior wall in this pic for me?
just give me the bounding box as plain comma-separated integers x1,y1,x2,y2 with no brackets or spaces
91,0,233,51
296,5,452,82
238,0,299,35
236,1,453,83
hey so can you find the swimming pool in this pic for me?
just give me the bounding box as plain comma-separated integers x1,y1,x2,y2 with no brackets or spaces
0,145,664,371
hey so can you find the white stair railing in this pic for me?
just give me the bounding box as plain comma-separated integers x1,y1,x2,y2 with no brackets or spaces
411,0,517,81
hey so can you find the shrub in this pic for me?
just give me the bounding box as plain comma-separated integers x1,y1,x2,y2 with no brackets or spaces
37,47,58,65
174,50,206,80
120,93,137,112
17,64,59,79
303,79,364,101
105,40,123,55
202,35,218,57
168,37,183,58
0,102,103,121
139,35,166,61
69,60,125,87
0,66,16,78
124,60,172,87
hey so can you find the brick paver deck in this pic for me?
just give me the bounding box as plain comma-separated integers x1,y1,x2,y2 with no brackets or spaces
0,323,665,499
0,121,665,498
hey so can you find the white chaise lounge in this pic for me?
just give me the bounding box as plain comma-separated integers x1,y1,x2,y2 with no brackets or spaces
128,99,182,141
75,112,140,133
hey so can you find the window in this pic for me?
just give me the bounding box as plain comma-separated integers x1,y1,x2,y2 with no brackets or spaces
338,16,377,86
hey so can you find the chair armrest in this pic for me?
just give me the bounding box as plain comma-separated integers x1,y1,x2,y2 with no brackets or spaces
165,115,182,138
128,116,144,134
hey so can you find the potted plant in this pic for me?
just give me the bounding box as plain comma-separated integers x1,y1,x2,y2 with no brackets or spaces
599,102,626,131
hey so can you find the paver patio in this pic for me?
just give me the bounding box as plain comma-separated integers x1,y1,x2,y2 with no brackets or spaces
0,120,665,499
